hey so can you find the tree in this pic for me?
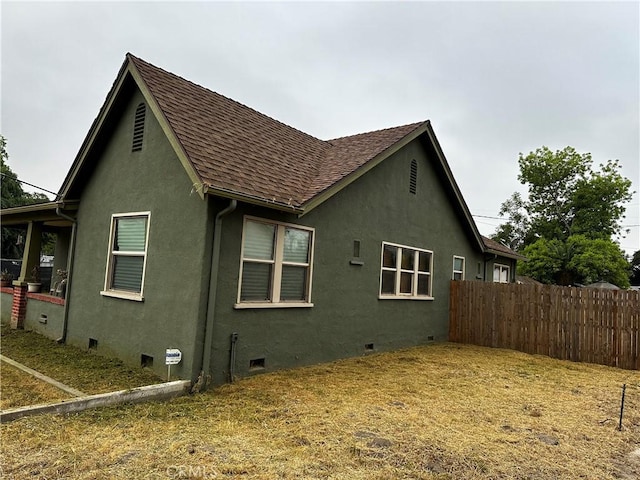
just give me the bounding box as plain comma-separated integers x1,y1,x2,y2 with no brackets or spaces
493,146,634,288
519,235,630,288
630,250,640,286
1,135,51,258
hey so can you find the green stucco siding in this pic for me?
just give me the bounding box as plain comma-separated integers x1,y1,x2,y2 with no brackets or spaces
207,139,486,384
1,291,13,324
65,87,212,380
24,298,65,339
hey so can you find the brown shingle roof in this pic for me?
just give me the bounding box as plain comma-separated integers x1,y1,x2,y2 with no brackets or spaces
128,54,425,208
481,236,524,259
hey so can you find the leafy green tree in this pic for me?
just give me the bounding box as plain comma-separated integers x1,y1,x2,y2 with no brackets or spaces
492,192,533,251
1,135,52,258
519,235,630,288
630,250,640,286
494,146,634,287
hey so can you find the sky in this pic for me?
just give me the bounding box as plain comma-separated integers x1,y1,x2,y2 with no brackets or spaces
1,1,639,255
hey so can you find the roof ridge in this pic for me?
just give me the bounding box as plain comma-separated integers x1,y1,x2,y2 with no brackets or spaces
128,53,326,147
326,121,427,144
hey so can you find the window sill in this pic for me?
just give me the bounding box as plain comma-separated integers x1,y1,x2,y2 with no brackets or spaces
234,302,314,309
100,290,144,302
378,295,434,301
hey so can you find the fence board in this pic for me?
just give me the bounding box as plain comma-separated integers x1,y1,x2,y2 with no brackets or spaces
449,281,640,370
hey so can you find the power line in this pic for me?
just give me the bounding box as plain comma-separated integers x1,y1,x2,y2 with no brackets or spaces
0,172,58,197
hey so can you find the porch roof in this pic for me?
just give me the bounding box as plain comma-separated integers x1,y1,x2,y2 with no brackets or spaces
0,201,78,228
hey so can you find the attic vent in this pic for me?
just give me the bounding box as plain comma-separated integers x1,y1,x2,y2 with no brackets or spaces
409,159,418,194
131,103,146,152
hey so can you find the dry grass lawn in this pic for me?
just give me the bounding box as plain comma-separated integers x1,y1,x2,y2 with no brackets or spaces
1,338,639,479
1,325,161,394
0,363,72,409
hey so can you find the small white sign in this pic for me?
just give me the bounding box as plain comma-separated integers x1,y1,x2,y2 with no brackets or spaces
165,348,182,365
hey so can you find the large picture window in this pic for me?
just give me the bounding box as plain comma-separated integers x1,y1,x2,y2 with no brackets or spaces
101,212,150,301
493,263,510,283
236,217,314,308
379,242,433,299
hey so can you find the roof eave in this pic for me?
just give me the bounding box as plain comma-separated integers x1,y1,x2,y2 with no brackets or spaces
485,248,526,261
0,200,79,227
127,57,206,200
423,123,487,254
58,54,207,202
203,185,304,214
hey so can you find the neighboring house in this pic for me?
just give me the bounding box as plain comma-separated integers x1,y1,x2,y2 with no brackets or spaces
1,54,522,386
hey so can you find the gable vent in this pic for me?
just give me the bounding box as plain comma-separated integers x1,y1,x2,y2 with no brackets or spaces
131,103,146,152
409,159,418,194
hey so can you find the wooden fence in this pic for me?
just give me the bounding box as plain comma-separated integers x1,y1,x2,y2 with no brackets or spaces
449,281,640,370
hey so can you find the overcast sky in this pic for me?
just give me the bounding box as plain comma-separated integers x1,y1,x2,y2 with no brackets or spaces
1,1,638,254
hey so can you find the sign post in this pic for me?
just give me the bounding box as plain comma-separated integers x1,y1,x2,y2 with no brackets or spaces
165,348,182,381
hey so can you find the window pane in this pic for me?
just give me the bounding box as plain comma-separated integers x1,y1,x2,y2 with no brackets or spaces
381,270,395,294
418,251,431,272
453,272,463,281
493,266,501,282
383,245,397,268
243,221,275,260
240,262,272,301
115,217,146,252
454,257,464,271
417,274,430,295
280,265,307,301
400,272,413,293
283,228,310,263
112,255,144,292
501,267,509,283
401,249,414,270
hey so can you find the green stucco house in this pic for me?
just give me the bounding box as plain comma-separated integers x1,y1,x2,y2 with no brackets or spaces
1,54,521,387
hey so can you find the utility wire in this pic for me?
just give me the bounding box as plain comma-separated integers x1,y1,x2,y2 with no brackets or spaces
0,172,58,197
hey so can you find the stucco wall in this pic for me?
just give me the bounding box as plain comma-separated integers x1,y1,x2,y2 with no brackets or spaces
207,137,488,384
24,296,65,339
1,290,13,324
65,85,212,380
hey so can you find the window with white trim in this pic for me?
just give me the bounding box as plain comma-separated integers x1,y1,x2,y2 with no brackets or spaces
102,212,150,300
236,217,314,307
453,256,465,280
493,263,510,283
379,242,433,299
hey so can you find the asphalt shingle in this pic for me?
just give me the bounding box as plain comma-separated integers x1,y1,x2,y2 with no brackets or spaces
128,54,426,208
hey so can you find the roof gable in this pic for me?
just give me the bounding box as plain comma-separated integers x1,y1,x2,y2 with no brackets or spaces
55,53,517,258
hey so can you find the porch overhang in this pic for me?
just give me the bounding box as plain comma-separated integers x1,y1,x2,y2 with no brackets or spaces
0,201,78,229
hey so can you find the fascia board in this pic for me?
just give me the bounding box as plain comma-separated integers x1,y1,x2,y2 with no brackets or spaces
485,248,527,261
58,61,131,200
299,122,431,216
127,64,206,200
423,124,487,254
203,185,304,214
58,58,207,202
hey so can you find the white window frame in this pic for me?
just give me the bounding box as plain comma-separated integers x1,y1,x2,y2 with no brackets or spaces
379,241,433,300
493,263,510,283
101,212,151,302
235,216,315,309
452,255,465,281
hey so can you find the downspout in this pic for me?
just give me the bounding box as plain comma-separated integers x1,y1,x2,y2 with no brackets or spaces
198,199,237,389
55,206,77,343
